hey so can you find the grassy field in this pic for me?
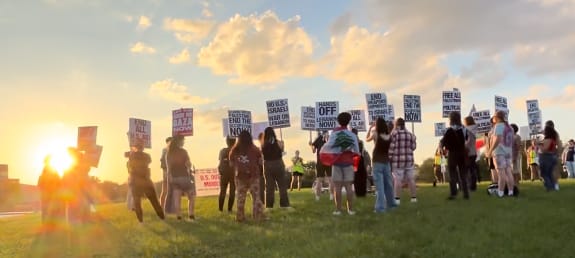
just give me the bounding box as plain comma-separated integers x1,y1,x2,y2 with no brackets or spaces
2,180,575,258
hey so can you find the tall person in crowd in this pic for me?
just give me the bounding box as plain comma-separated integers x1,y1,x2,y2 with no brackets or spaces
262,127,291,209
366,117,395,213
166,135,196,221
432,148,444,187
351,128,371,197
464,116,478,191
127,142,165,223
487,111,515,197
526,139,540,181
311,131,334,201
290,150,305,191
257,133,266,202
539,120,560,191
442,112,470,200
160,137,172,212
38,155,63,225
389,118,418,205
562,139,575,179
320,112,360,215
484,117,498,183
511,124,523,184
229,130,266,222
546,121,562,190
218,136,236,213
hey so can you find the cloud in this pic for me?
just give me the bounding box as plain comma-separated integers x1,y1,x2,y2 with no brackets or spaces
137,16,151,30
163,17,215,43
197,11,316,85
149,79,213,105
330,12,352,35
169,48,191,64
514,34,575,75
511,84,575,113
130,42,156,54
202,1,213,18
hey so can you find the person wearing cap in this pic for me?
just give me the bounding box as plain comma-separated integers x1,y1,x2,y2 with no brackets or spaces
562,139,575,178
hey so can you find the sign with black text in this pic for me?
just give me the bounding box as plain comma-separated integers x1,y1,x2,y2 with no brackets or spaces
471,109,492,134
301,106,316,131
442,90,461,118
172,108,194,136
494,95,509,118
228,110,252,137
77,126,98,151
526,99,539,113
365,93,387,124
386,105,395,122
266,99,290,128
435,122,447,137
315,101,339,130
129,118,151,148
403,95,421,122
348,109,367,132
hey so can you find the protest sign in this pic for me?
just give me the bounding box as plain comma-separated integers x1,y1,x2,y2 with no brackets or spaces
222,118,230,137
442,90,461,118
494,95,509,118
403,95,421,123
128,118,151,148
77,126,97,151
528,110,542,135
85,145,103,168
386,105,395,122
526,100,539,113
365,93,387,124
195,168,220,197
301,106,316,131
471,110,492,134
172,108,194,136
252,121,269,140
228,110,252,137
435,122,447,137
348,109,367,132
315,101,339,130
266,99,290,128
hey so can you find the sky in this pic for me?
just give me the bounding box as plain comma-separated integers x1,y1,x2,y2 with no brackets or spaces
2,0,575,185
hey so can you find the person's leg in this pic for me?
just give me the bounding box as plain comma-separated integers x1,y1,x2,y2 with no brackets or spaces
468,156,478,191
457,158,469,199
372,163,385,212
160,170,168,210
393,168,405,203
264,163,275,208
447,159,458,197
172,188,182,219
405,167,417,201
187,190,196,219
275,162,291,208
331,166,343,213
342,165,355,212
228,174,236,212
290,173,295,191
567,161,575,178
314,177,323,198
132,186,144,222
297,174,302,191
433,166,439,187
326,166,335,200
382,164,395,208
235,178,248,222
259,167,265,204
505,166,515,196
218,173,229,212
249,178,265,220
144,183,165,220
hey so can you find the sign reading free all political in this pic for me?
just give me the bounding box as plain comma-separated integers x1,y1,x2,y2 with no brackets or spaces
129,118,152,148
301,106,315,131
442,90,461,118
228,110,252,137
266,99,290,128
315,101,339,130
471,110,492,134
365,93,387,124
403,95,421,122
172,108,194,136
348,109,367,132
435,122,447,137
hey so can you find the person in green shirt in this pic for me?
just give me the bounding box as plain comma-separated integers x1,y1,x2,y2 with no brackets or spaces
290,150,305,191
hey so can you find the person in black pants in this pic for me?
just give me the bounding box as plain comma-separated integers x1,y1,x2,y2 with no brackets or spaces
218,136,236,212
128,143,165,223
262,127,291,209
441,111,470,200
351,128,370,197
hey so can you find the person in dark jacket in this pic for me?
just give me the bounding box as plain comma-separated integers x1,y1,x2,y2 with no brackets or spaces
262,127,291,209
128,143,165,223
218,136,236,212
441,111,470,200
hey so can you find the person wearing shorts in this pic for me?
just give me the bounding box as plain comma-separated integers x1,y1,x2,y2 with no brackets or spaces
167,135,196,221
311,131,334,201
389,118,417,205
290,150,305,191
487,111,514,197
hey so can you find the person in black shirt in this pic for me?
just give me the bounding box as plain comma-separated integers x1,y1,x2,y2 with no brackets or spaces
128,143,165,223
441,111,470,200
311,131,333,201
218,136,236,212
262,127,291,209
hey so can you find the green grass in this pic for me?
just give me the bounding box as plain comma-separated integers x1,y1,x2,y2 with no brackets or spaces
2,180,575,258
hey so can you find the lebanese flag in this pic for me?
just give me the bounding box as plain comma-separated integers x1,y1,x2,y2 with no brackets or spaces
319,128,359,166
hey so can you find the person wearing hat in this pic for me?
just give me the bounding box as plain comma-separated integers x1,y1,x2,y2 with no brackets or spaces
562,139,575,178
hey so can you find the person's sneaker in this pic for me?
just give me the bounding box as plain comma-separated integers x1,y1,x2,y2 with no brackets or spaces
410,198,417,203
497,190,504,198
282,206,295,212
508,191,514,196
315,195,320,201
555,184,560,191
329,194,334,201
332,210,342,216
395,199,401,206
347,210,356,215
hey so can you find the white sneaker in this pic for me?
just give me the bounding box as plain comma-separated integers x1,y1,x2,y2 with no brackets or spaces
555,184,560,191
395,199,400,205
508,191,514,196
329,194,334,201
410,198,417,203
315,195,320,201
347,210,356,215
497,190,504,198
332,210,341,216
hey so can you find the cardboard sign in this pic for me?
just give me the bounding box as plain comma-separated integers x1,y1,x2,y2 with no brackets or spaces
528,110,542,135
348,109,367,132
526,99,539,113
442,90,461,118
85,145,103,168
128,118,152,148
77,126,98,151
301,106,316,131
435,122,447,137
315,101,339,130
403,95,421,123
365,93,388,124
195,168,220,197
471,110,492,134
494,95,509,118
228,110,252,137
266,99,290,128
172,108,194,136
386,104,395,122
252,121,269,140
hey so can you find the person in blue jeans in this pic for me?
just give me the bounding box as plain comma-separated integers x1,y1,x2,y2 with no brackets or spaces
366,118,395,213
539,122,560,191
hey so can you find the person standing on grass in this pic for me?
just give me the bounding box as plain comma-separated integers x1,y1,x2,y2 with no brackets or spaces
290,150,305,191
311,131,334,201
218,136,236,213
562,139,575,178
160,137,172,212
262,127,292,210
127,142,165,224
229,130,266,222
464,116,478,191
320,112,360,215
511,124,523,184
351,128,371,198
539,121,560,191
366,117,395,213
38,155,64,224
257,133,266,202
433,148,444,187
166,135,196,221
389,118,418,205
526,139,540,181
487,111,514,197
442,112,470,200
485,117,498,184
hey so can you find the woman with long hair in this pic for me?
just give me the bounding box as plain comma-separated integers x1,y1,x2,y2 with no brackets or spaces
128,143,165,223
166,135,196,221
539,121,560,191
366,117,395,212
229,130,265,222
487,111,514,197
261,127,291,209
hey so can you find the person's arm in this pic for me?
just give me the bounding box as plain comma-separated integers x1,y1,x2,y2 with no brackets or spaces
411,134,417,151
366,125,375,142
388,133,396,155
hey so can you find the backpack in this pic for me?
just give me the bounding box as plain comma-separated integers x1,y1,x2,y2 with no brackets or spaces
218,148,232,175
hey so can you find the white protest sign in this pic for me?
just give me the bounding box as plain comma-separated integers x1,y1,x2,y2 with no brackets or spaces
85,145,103,168
526,99,539,113
252,121,269,140
172,108,194,136
435,122,447,137
494,95,509,118
301,106,316,131
365,93,387,124
528,110,542,135
228,110,252,137
442,90,461,118
403,95,422,123
129,118,152,148
386,105,395,122
471,110,492,134
195,168,220,197
77,126,97,151
266,99,290,128
348,109,367,132
315,101,339,130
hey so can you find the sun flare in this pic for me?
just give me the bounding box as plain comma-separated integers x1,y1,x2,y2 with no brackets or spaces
48,149,75,176
35,137,76,177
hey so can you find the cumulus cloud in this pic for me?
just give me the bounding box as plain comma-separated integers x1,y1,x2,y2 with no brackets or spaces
202,1,213,18
197,10,317,85
130,42,156,54
137,15,151,30
149,79,213,105
163,17,215,43
514,85,575,111
169,48,191,64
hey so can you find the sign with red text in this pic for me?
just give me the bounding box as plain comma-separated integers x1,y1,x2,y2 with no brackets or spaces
195,168,220,197
172,108,194,136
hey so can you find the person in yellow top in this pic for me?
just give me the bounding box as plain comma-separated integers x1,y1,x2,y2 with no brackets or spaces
526,139,540,181
290,150,305,191
433,148,444,187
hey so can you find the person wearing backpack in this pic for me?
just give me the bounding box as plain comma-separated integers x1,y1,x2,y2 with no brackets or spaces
464,116,478,191
218,136,236,213
441,111,470,200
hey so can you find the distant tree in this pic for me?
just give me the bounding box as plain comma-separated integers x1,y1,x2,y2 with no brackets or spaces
416,158,435,183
